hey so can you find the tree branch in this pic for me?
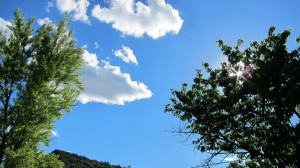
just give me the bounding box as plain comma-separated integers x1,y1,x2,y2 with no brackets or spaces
295,111,300,120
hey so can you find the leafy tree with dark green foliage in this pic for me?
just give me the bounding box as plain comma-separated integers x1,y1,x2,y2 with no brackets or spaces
52,149,127,168
0,10,83,167
165,27,300,167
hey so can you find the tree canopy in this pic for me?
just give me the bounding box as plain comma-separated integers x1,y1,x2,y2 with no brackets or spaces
165,27,300,167
0,10,83,167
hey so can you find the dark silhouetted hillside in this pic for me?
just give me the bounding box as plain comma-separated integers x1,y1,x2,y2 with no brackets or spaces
52,149,126,168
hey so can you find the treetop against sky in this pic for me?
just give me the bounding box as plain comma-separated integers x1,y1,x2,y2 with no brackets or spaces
0,0,300,167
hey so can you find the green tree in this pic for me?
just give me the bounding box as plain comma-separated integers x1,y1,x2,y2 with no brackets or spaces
52,149,126,168
165,27,300,167
0,10,83,167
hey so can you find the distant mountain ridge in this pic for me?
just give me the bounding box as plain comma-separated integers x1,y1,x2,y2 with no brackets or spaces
52,149,126,168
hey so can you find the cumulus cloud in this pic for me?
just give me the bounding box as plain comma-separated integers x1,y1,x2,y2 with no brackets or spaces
114,46,138,65
91,0,183,39
82,49,99,67
78,49,152,105
56,0,90,24
37,17,53,26
0,17,12,39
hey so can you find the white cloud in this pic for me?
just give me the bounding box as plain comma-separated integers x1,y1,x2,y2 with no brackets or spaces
224,156,238,162
56,0,90,24
82,49,99,67
94,42,99,49
37,17,53,26
79,49,152,105
51,130,59,137
114,45,138,65
91,0,183,39
0,17,12,39
82,44,88,49
46,1,54,13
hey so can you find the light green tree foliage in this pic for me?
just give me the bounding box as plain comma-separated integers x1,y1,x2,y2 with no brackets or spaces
165,27,300,167
0,10,83,167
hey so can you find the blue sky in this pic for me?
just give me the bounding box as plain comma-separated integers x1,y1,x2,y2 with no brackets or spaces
1,0,300,167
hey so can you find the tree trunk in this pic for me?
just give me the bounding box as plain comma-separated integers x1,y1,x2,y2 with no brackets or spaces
0,133,6,165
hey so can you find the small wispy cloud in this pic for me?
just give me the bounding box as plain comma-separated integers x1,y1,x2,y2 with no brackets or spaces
94,42,100,49
51,130,59,137
82,44,88,49
46,1,54,13
114,46,138,65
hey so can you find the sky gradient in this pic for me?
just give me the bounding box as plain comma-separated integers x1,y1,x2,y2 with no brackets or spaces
1,0,300,167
